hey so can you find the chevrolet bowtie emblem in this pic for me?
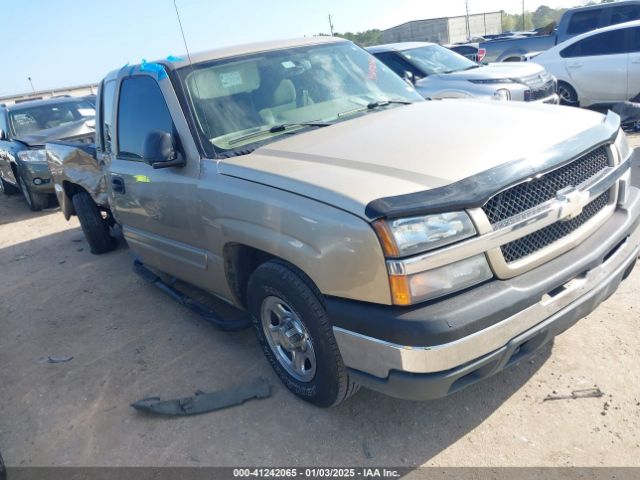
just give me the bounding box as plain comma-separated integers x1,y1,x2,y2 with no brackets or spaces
557,187,590,221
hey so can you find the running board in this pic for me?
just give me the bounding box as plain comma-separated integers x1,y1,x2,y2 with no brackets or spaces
133,259,251,331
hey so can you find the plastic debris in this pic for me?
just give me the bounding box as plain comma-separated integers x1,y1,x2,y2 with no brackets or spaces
131,377,271,416
39,355,74,364
543,387,604,402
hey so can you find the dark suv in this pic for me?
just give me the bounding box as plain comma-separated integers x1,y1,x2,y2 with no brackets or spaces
0,97,95,210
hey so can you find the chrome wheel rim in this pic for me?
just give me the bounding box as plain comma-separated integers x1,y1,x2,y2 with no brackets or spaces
19,177,32,207
261,296,316,382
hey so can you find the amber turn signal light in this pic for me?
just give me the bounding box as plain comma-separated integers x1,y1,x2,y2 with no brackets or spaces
372,220,400,258
389,275,411,306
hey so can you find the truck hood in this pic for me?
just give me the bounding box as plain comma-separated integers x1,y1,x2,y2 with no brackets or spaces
431,61,546,82
218,100,611,219
15,118,95,147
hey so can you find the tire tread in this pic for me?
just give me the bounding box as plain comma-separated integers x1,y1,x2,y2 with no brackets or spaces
72,191,116,254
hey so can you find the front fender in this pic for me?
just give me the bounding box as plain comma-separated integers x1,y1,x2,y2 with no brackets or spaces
202,175,392,305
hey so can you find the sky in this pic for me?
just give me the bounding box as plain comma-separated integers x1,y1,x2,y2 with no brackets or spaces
1,0,584,96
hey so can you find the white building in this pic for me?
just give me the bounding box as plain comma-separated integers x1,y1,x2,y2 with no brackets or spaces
0,83,98,106
381,12,503,45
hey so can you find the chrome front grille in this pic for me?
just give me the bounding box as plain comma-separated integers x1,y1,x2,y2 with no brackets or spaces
530,80,556,101
483,146,609,225
500,191,610,263
482,146,611,263
521,72,556,101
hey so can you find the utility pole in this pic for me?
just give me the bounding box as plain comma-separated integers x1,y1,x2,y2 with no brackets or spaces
328,13,335,36
465,0,471,40
522,0,526,30
27,77,35,93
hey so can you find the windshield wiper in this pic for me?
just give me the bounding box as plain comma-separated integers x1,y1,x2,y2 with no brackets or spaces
463,65,481,70
228,122,332,146
337,99,413,118
366,99,413,109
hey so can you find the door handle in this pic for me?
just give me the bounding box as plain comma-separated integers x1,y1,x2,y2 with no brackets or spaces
631,57,640,64
567,62,582,69
111,176,125,194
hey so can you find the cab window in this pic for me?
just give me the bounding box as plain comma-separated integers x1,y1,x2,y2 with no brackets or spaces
117,76,175,159
610,4,640,25
567,9,603,35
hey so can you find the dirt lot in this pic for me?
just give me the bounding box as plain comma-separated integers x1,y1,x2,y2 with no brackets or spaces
1,138,640,468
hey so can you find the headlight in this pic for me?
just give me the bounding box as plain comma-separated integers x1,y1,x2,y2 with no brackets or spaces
373,212,476,258
17,149,47,162
389,254,493,305
493,89,511,101
614,129,632,163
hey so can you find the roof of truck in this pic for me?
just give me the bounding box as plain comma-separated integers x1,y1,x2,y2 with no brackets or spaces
104,36,349,82
566,0,640,12
174,36,348,67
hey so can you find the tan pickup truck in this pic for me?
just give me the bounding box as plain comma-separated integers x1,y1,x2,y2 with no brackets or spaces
47,36,639,407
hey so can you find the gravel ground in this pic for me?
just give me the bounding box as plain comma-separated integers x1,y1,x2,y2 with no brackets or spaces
0,135,639,468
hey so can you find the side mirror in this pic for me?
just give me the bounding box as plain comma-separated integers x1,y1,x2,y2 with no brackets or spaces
0,129,7,141
142,130,185,169
403,71,415,86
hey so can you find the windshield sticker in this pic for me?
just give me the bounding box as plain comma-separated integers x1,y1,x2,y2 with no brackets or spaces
367,56,377,80
220,71,243,88
134,174,151,183
78,108,95,117
281,61,296,69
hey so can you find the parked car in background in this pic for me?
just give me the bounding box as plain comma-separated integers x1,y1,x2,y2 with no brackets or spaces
532,20,640,107
0,97,95,210
445,43,479,62
369,42,558,103
479,0,640,63
47,37,638,407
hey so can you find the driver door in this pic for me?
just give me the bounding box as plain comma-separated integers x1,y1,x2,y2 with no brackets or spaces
108,73,205,286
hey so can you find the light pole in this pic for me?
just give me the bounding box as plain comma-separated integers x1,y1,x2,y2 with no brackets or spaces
328,13,335,36
522,0,526,30
27,77,36,93
465,0,471,40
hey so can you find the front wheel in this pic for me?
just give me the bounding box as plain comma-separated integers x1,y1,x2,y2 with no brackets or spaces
19,175,49,211
72,191,116,254
247,260,359,407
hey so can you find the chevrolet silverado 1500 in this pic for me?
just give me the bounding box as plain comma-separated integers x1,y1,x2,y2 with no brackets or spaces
47,36,639,407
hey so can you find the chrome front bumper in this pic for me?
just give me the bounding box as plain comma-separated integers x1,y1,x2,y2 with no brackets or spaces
333,186,640,381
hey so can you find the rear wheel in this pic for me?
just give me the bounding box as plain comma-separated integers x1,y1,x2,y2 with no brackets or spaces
558,81,579,107
72,191,116,254
19,175,49,211
247,260,359,407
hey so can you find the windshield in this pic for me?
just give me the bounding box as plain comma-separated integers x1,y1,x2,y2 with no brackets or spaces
179,42,422,153
400,44,477,75
9,100,95,137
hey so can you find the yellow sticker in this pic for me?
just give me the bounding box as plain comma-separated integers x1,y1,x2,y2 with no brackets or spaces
133,175,151,183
